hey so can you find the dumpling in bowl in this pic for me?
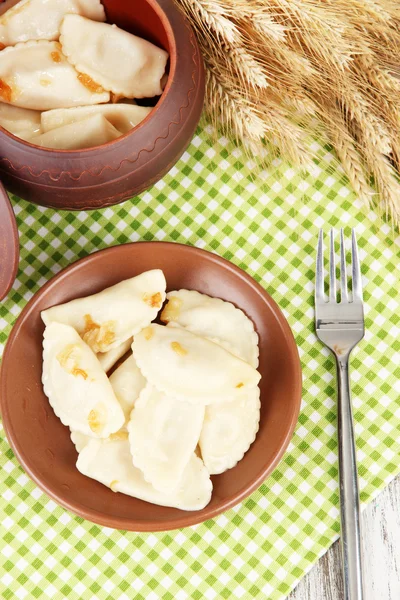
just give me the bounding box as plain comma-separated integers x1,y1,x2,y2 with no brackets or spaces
200,387,261,474
0,40,109,110
70,427,128,453
97,337,133,373
41,103,152,135
42,322,125,438
41,270,167,353
70,429,92,453
132,324,261,405
76,436,213,511
0,102,41,137
128,383,205,493
161,290,259,368
0,0,106,47
60,15,169,98
109,355,146,425
32,114,121,149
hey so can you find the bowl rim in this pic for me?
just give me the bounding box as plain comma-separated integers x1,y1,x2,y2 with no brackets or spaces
1,242,302,531
0,183,19,300
0,0,177,154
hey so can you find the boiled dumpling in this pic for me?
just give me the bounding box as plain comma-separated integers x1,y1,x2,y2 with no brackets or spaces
128,384,205,493
70,429,92,453
161,290,259,368
60,15,168,98
70,428,130,453
109,355,146,424
0,102,41,137
82,347,144,460
132,324,261,405
97,337,133,373
0,40,109,110
41,270,167,353
42,323,125,437
0,0,106,47
200,388,261,474
41,103,152,134
70,427,130,453
76,437,213,511
32,114,121,149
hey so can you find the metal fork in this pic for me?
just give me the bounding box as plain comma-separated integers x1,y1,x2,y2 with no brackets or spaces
315,229,365,600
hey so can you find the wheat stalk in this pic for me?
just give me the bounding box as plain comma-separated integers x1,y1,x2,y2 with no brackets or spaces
351,119,400,224
367,155,400,225
221,44,269,88
338,88,392,155
176,0,400,223
357,57,400,96
333,134,375,210
179,0,240,43
218,0,288,41
205,70,267,141
320,105,374,208
353,57,400,155
251,13,287,42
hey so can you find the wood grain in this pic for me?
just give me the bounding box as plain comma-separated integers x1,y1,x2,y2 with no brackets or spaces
288,475,400,600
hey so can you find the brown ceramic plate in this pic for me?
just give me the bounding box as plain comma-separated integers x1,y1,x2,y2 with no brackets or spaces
0,243,301,531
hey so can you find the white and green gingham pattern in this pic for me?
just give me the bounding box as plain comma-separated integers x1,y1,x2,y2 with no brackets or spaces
0,125,399,600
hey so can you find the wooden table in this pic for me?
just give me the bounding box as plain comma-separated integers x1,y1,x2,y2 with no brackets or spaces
288,476,400,599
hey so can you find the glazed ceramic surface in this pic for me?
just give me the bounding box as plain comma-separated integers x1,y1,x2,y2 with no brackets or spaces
0,0,205,210
0,181,18,300
1,243,302,531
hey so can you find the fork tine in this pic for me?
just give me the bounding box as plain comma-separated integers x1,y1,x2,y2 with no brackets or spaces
340,228,348,303
351,229,363,301
316,229,324,301
329,229,336,302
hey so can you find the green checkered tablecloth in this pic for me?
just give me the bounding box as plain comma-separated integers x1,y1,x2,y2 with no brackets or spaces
0,124,399,600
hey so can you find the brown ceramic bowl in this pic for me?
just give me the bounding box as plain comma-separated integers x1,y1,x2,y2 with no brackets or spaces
0,182,19,300
0,243,302,531
0,0,204,210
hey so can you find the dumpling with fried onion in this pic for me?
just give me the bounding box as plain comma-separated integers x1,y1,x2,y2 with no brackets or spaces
161,289,259,367
0,0,105,46
41,270,167,354
132,324,261,405
60,15,168,98
42,322,125,437
0,40,110,110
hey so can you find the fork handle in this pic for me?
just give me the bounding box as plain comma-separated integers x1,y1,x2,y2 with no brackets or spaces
337,357,364,600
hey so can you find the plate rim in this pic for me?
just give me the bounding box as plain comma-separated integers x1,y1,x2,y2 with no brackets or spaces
1,241,302,531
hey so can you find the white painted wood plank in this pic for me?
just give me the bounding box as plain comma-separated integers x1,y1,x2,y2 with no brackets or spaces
288,475,400,600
